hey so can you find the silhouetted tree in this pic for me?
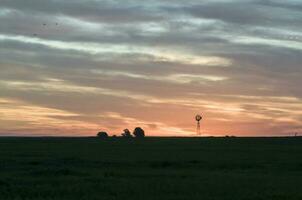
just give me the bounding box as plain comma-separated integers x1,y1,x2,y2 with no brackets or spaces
121,129,132,137
97,131,108,138
133,127,145,138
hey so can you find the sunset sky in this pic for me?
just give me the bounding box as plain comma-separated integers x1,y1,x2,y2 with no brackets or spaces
0,0,302,136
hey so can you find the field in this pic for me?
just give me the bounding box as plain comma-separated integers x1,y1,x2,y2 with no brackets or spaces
0,137,302,200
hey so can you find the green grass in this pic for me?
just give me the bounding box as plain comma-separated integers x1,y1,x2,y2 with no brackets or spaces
0,137,302,200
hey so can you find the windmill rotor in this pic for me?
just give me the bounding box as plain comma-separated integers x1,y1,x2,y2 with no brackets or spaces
195,114,202,122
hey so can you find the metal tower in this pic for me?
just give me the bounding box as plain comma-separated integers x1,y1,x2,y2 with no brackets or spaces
195,114,202,135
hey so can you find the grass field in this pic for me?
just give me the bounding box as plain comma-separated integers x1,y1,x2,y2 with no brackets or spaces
0,137,302,200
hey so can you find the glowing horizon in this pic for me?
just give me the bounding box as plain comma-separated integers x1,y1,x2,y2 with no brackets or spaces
0,0,302,137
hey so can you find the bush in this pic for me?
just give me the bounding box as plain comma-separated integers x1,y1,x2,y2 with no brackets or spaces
121,129,132,137
97,131,108,138
133,127,145,138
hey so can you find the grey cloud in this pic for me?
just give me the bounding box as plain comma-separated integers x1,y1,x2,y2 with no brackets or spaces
258,0,302,11
182,1,302,28
0,0,163,23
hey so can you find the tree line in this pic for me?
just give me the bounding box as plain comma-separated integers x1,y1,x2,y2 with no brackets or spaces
97,127,145,138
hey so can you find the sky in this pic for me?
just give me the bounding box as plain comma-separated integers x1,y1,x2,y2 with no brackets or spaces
0,0,302,137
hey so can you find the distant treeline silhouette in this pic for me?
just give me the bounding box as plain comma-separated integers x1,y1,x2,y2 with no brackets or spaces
97,127,145,138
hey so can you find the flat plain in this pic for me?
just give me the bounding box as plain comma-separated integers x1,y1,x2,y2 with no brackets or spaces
0,137,302,200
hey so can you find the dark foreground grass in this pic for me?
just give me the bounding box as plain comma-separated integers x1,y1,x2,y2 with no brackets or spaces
0,137,302,200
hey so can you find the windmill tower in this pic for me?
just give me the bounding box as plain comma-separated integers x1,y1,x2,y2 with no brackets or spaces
195,114,202,135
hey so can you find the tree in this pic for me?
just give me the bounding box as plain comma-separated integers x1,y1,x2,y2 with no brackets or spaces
97,131,108,138
133,127,145,138
121,129,132,137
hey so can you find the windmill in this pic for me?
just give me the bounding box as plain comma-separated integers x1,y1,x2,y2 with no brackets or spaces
195,114,202,135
